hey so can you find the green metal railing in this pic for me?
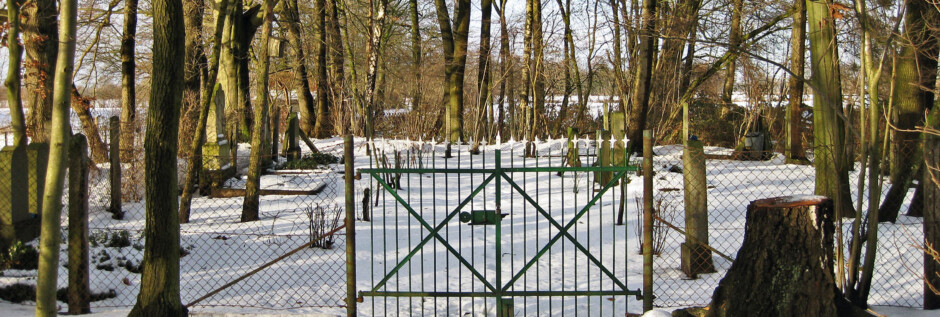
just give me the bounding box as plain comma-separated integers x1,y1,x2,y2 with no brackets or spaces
357,146,642,316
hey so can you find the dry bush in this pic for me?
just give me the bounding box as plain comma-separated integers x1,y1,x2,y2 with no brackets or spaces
634,196,679,255
307,204,342,249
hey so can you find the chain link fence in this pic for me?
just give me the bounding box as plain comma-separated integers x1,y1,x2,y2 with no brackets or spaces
0,126,349,310
0,130,930,312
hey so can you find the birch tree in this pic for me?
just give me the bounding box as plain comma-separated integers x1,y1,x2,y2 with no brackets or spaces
35,0,76,313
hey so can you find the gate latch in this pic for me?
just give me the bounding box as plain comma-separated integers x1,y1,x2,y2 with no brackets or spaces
459,210,508,225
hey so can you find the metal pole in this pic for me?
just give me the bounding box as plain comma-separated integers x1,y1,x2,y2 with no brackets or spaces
642,130,654,312
495,150,506,316
344,134,357,316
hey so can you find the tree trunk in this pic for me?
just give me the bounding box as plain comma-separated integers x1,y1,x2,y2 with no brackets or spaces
719,0,742,121
551,0,574,138
785,0,807,163
22,0,58,143
471,0,493,153
451,0,471,144
70,86,110,164
129,0,186,313
179,0,229,224
626,0,656,154
495,0,509,141
326,0,346,135
520,0,533,144
282,0,317,136
120,0,138,162
924,108,940,309
35,0,76,313
364,0,388,141
434,0,470,144
409,0,422,113
242,0,273,223
881,0,939,223
807,0,854,218
530,0,545,143
5,0,27,147
609,0,627,113
707,196,842,316
313,0,333,138
183,0,205,96
67,134,90,314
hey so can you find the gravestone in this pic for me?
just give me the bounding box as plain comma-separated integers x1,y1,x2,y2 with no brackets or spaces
681,139,715,276
26,142,48,217
611,112,626,166
0,144,33,249
285,111,301,161
201,86,236,189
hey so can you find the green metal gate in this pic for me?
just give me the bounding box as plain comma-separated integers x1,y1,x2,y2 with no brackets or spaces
358,148,641,315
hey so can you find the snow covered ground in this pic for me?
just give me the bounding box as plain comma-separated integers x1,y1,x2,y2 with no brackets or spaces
0,136,930,316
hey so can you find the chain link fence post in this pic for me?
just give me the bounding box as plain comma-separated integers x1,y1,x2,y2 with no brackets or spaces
643,130,654,312
344,134,357,316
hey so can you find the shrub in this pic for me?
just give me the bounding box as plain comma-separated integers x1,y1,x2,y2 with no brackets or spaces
280,152,339,170
0,241,39,271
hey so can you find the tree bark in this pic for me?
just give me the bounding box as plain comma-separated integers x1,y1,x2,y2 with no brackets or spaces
719,0,743,121
434,0,470,143
470,0,493,153
785,0,807,163
626,0,656,154
495,0,509,141
409,0,422,114
363,0,388,141
924,108,940,309
707,196,841,316
22,0,57,143
70,86,110,164
880,0,940,223
280,0,316,137
807,0,854,218
129,0,186,313
35,0,76,313
313,0,333,138
179,0,229,224
120,0,138,162
5,0,27,147
242,0,273,223
326,0,346,135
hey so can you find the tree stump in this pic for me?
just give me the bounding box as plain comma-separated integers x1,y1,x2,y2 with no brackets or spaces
707,195,843,317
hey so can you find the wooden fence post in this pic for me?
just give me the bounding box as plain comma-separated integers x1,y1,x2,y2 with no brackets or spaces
344,134,357,316
109,116,122,219
67,134,90,314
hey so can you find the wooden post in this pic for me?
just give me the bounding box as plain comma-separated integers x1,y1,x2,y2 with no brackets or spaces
681,139,715,276
67,134,90,314
109,116,122,219
642,130,654,312
343,134,357,316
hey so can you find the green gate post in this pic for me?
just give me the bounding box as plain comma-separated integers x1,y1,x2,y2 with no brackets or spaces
344,134,357,316
495,150,507,316
642,130,654,312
